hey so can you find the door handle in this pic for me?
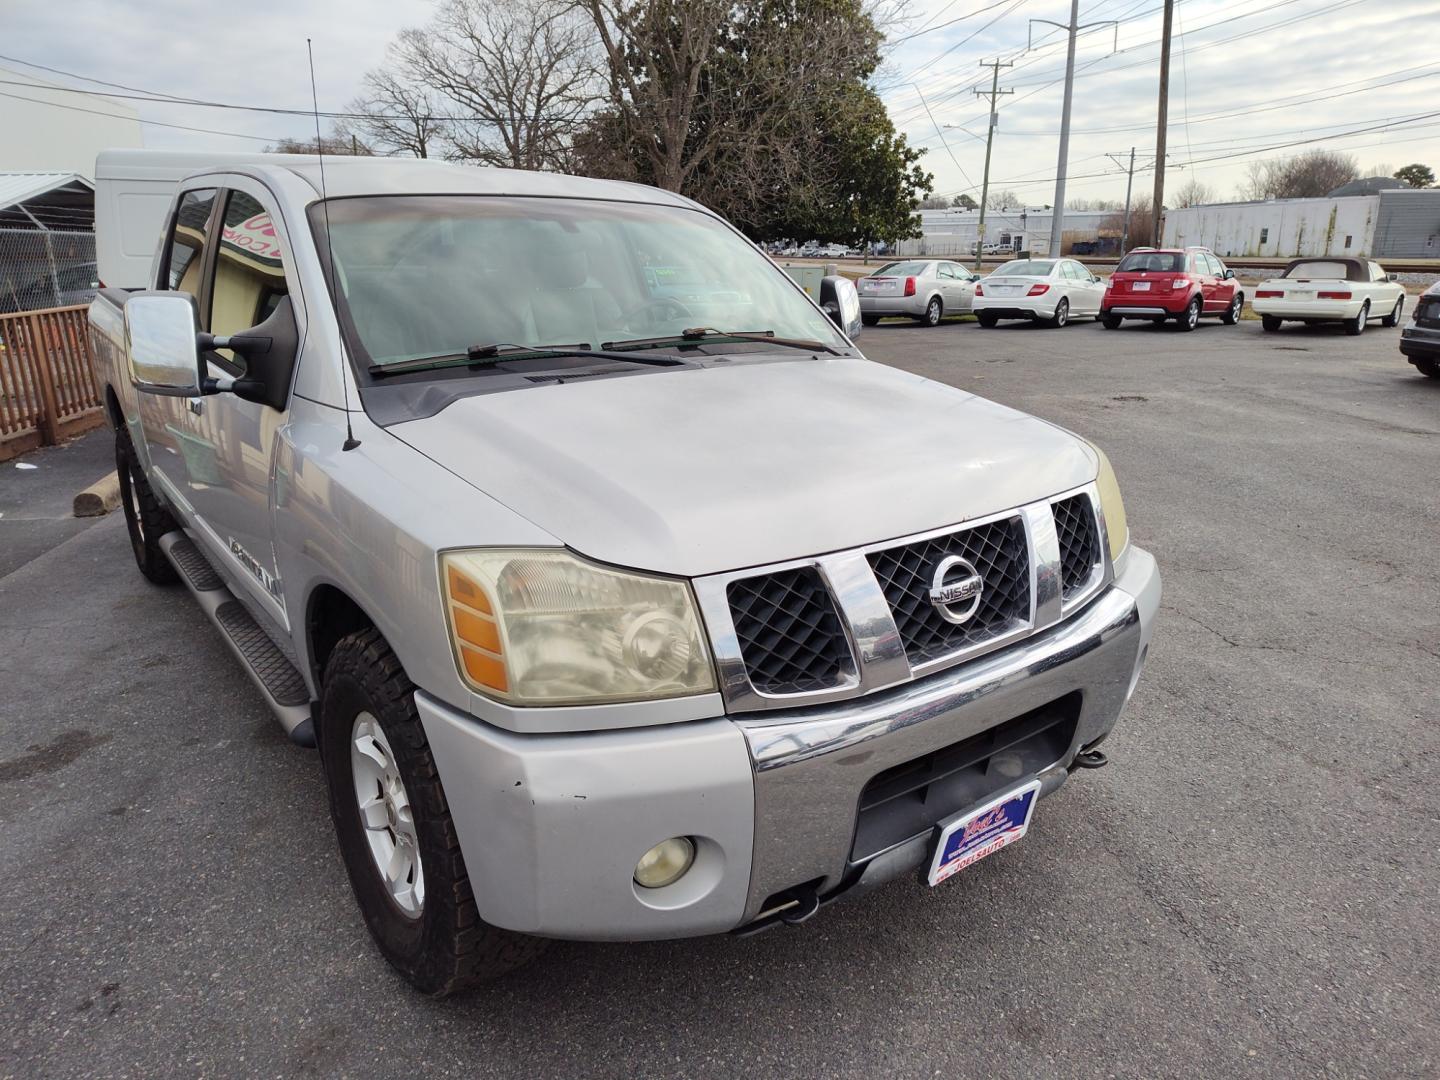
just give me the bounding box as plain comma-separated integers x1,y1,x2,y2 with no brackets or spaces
187,398,203,416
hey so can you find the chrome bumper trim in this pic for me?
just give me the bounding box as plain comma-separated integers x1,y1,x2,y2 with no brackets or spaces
735,548,1157,919
1108,305,1171,316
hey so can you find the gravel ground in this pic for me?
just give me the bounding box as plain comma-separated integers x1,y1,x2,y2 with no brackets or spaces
1,317,1436,1078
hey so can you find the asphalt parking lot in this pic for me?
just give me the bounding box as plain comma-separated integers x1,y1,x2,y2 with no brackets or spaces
2,315,1437,1078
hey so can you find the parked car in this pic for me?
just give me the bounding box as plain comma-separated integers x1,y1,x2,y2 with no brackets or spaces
88,152,1159,994
1399,279,1440,379
857,259,980,326
1251,257,1405,335
815,243,849,258
972,258,1106,328
1101,247,1242,331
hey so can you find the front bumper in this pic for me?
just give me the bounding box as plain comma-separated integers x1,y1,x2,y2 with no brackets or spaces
418,546,1160,941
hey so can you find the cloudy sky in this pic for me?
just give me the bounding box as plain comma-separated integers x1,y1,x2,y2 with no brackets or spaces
5,0,1439,206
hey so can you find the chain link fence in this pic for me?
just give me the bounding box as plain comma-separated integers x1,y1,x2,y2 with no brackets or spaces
0,228,98,315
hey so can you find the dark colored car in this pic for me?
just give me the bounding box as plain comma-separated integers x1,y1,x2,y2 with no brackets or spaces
1399,280,1440,379
1101,247,1243,332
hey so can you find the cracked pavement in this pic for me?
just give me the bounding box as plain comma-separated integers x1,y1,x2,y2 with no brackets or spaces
1,315,1436,1078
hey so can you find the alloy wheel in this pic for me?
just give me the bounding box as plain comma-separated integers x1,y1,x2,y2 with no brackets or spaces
351,712,425,918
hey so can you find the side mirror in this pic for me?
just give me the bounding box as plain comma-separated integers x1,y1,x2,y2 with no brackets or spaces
124,292,203,397
820,275,863,339
1388,272,1399,282
1223,268,1236,279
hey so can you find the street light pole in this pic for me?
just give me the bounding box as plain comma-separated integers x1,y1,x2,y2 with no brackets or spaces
1029,8,1118,256
1106,147,1137,253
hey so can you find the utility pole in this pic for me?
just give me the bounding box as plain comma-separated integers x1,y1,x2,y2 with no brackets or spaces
1152,0,1175,246
1030,7,1117,256
972,59,1013,271
1106,148,1137,253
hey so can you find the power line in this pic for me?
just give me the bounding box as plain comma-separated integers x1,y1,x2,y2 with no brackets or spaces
0,88,279,142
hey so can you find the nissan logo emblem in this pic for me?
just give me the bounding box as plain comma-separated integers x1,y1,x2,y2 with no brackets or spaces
928,555,984,625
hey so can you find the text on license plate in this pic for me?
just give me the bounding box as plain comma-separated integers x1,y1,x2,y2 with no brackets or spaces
928,779,1041,886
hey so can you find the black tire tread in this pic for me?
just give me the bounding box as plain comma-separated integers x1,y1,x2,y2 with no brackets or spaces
115,426,178,584
321,628,546,994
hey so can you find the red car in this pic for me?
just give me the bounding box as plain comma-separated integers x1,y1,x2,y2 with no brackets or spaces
1101,247,1244,331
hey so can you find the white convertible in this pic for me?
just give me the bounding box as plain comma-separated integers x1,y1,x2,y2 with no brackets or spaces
1252,257,1406,335
973,258,1107,328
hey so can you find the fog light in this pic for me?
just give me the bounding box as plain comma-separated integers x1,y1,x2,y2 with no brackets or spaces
634,837,695,889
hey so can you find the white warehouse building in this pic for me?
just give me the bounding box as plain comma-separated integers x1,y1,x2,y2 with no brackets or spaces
897,207,1118,258
1163,189,1440,260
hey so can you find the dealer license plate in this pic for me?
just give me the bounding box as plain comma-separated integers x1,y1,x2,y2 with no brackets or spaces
927,779,1041,887
1133,281,1151,291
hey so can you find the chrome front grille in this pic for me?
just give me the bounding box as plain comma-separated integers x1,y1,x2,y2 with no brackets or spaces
727,567,853,695
699,483,1115,713
1051,494,1101,600
867,517,1030,665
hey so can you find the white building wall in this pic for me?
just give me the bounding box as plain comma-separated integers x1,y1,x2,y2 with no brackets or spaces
0,67,143,178
1163,196,1379,258
901,207,1115,256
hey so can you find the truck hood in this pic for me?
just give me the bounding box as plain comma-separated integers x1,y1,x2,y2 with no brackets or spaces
388,357,1097,578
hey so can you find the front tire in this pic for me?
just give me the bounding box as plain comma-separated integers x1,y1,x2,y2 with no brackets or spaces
1344,301,1369,336
1221,293,1243,325
115,425,178,585
1261,315,1282,332
1177,296,1201,331
1046,298,1070,329
920,296,943,327
320,628,546,994
1382,295,1404,327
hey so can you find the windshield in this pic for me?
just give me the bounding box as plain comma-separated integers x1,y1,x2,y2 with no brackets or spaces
1117,252,1184,273
992,260,1054,277
315,195,848,367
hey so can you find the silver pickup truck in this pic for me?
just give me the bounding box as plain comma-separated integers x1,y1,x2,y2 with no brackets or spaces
89,155,1160,994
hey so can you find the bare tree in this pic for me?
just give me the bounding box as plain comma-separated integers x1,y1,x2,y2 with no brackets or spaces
986,188,1022,210
1101,196,1155,252
394,0,598,170
1171,179,1216,207
265,134,373,156
337,66,444,159
1241,150,1358,200
1067,198,1121,211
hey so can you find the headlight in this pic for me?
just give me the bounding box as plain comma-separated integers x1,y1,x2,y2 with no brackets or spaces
1088,443,1129,561
441,549,715,706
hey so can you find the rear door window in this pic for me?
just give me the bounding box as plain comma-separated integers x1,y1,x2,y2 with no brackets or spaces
162,188,217,300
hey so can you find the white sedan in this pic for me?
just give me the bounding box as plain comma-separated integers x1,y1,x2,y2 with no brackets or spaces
972,258,1107,328
1252,257,1406,335
857,259,980,327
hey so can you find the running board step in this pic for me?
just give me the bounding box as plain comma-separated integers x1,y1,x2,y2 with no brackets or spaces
158,532,316,747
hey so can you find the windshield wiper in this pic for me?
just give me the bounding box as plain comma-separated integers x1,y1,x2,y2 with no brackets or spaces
368,343,685,377
601,327,842,356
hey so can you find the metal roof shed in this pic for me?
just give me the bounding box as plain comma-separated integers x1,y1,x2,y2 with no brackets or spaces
0,173,95,231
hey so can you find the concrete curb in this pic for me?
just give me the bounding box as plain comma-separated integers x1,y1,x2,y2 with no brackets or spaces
74,471,121,518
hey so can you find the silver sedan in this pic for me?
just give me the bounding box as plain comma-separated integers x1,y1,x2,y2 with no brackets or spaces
857,260,979,327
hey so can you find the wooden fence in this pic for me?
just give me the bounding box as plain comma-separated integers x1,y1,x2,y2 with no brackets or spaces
0,304,105,462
